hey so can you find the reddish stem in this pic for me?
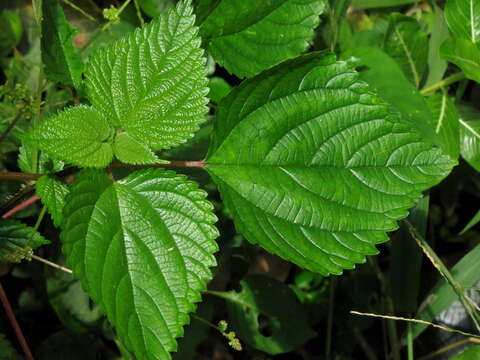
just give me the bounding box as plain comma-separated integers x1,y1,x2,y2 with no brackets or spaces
1,196,40,219
110,160,206,169
0,282,34,360
0,172,42,181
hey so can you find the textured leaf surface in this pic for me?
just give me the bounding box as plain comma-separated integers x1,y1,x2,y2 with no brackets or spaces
61,169,218,359
441,38,480,83
383,13,428,87
85,0,209,151
426,92,460,159
23,106,114,168
445,0,480,43
41,0,84,88
18,144,64,174
459,104,480,171
0,220,50,263
36,175,70,227
216,275,315,354
200,0,325,78
207,52,453,275
113,132,163,165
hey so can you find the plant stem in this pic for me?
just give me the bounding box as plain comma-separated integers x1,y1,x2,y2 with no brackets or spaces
0,113,22,144
0,172,42,181
407,323,414,360
31,254,73,274
34,205,47,230
110,160,206,169
354,331,378,360
0,282,34,360
133,0,144,26
190,313,221,331
1,195,40,219
62,0,98,22
405,220,480,332
418,337,480,360
420,72,465,96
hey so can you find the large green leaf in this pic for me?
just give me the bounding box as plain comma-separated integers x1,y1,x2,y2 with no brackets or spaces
206,52,453,275
459,103,480,171
212,275,315,354
85,0,208,152
23,105,115,168
36,175,70,227
41,0,84,88
383,13,428,87
445,0,480,43
200,0,325,78
425,5,450,87
441,38,480,83
426,92,460,159
0,11,22,57
61,169,218,359
0,220,50,263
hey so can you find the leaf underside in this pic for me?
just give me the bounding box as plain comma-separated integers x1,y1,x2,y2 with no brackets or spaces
206,52,454,276
61,169,218,359
201,0,326,78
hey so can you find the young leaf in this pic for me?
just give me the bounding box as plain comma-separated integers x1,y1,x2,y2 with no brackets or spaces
459,104,480,171
23,105,115,168
0,220,50,263
445,0,480,43
85,0,209,152
61,169,218,359
41,0,84,88
206,52,454,275
426,92,460,159
383,13,428,87
441,38,480,83
36,175,69,227
18,144,64,174
200,0,326,78
215,275,315,354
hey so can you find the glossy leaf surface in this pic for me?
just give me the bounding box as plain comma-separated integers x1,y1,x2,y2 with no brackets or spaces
459,104,480,171
445,0,480,43
36,175,70,227
61,169,218,359
200,0,325,78
441,38,480,83
207,52,453,275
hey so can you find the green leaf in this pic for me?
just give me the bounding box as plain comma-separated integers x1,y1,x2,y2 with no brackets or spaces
450,346,480,359
0,220,50,263
139,0,175,18
426,92,460,159
36,175,69,227
425,5,450,87
383,13,428,87
411,243,480,338
85,0,209,151
18,144,64,174
460,208,480,234
214,275,315,354
200,0,326,78
206,52,453,275
459,104,480,171
61,169,218,359
445,0,480,43
0,11,23,57
351,0,416,9
41,0,84,88
441,38,480,83
208,77,232,104
344,47,438,147
113,132,163,165
23,105,114,168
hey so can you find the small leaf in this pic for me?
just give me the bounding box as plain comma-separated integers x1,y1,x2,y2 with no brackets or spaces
36,175,69,227
445,0,480,43
459,104,480,171
0,220,50,263
208,77,232,104
18,144,64,174
61,169,218,359
460,208,480,234
85,0,209,152
41,0,84,88
23,105,115,168
113,132,163,165
207,52,453,275
383,13,428,87
426,92,460,159
441,38,480,83
218,275,315,354
200,0,326,78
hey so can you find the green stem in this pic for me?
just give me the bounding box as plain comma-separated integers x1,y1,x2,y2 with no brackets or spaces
405,220,480,332
0,113,22,144
407,323,414,360
133,0,145,26
34,206,47,231
420,72,465,96
62,0,98,22
190,313,221,331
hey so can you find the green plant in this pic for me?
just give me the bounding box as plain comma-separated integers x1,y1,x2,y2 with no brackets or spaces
1,0,480,359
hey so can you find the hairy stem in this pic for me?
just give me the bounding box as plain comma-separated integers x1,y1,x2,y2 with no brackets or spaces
0,282,34,360
32,254,73,274
420,72,465,96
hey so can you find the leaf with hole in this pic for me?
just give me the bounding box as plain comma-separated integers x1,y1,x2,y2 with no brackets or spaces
206,52,454,276
200,0,326,78
61,168,218,359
